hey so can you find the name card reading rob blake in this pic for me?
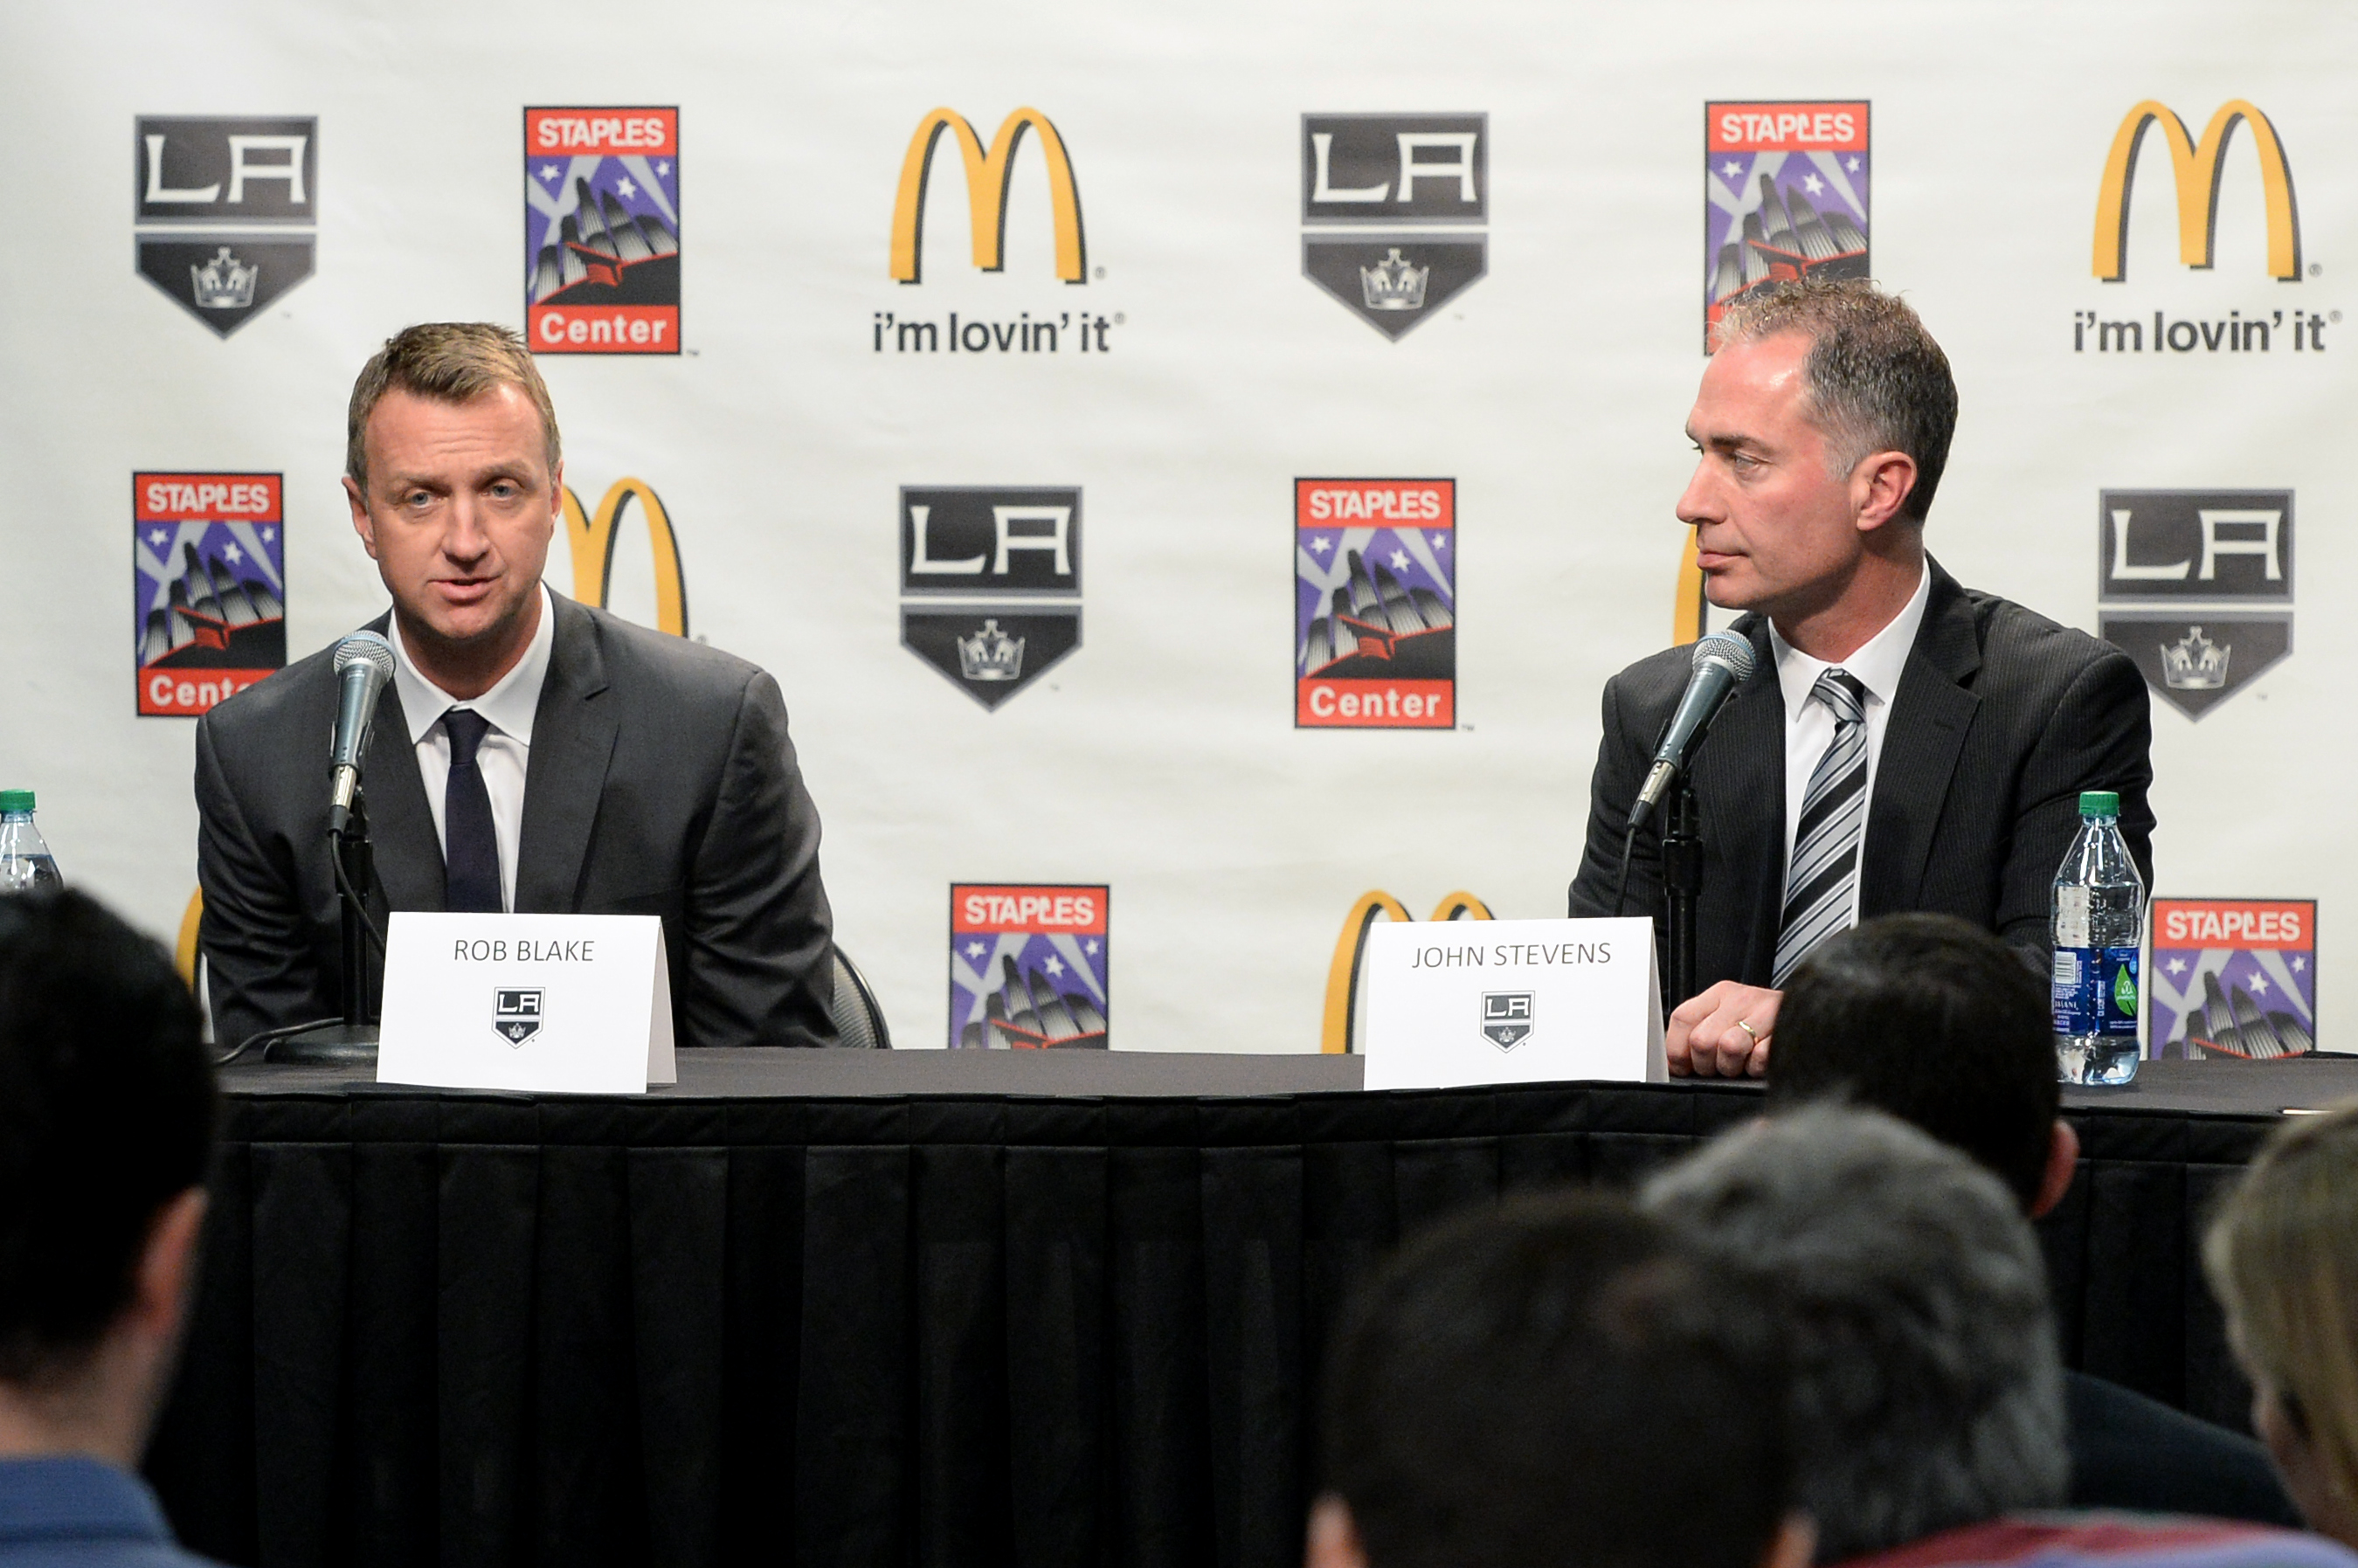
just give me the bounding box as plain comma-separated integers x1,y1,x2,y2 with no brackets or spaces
1361,917,1663,1090
377,912,677,1094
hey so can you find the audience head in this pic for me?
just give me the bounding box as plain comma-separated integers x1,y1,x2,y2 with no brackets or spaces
2205,1101,2358,1547
1767,913,2078,1217
0,890,215,1463
1642,1105,2067,1563
1312,1191,1812,1568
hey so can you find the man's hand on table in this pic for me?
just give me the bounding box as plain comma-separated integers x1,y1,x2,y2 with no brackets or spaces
1666,981,1780,1078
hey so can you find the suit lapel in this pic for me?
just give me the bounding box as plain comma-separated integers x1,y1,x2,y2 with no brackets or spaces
1861,559,1981,915
357,613,446,912
515,597,618,913
1692,615,1787,982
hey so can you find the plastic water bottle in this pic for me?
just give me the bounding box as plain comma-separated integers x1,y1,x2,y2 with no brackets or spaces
0,791,61,895
2053,790,2144,1085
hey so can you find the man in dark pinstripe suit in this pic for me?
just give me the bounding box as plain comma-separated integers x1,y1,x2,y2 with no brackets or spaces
1568,280,2154,1080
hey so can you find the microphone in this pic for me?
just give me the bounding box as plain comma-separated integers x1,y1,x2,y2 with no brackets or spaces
328,632,397,834
1628,630,1757,835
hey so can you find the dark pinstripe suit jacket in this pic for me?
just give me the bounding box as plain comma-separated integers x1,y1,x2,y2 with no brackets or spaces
1567,559,2155,989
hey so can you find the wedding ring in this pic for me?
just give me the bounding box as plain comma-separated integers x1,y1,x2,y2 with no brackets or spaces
1734,1019,1761,1045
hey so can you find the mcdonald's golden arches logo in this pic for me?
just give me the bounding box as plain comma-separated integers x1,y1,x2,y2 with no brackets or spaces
2094,100,2301,281
1323,889,1493,1053
562,478,688,638
890,107,1086,283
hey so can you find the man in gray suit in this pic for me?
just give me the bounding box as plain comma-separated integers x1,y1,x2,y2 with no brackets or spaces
1567,280,2152,1078
197,323,835,1051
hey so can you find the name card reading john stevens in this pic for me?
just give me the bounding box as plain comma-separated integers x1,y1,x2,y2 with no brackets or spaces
1407,938,1619,969
377,912,677,1094
1362,916,1663,1090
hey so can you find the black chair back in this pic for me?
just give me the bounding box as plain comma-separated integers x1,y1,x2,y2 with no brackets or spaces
827,943,892,1048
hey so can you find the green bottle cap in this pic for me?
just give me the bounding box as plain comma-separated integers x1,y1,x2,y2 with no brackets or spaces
0,791,31,813
2079,791,2120,818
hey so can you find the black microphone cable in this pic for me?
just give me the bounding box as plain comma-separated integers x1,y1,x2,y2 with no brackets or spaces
213,1015,341,1067
327,825,390,956
1612,823,1639,917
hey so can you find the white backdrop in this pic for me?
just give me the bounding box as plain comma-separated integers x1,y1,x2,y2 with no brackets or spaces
3,0,2350,1052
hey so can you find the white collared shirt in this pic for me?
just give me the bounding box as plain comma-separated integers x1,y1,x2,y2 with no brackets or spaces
387,584,557,913
1769,563,1933,937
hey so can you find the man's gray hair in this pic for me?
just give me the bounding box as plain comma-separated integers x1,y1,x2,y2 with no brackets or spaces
1712,277,1957,523
1641,1106,2066,1562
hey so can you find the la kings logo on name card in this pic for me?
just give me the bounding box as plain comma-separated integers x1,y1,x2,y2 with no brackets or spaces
899,487,1082,708
1481,991,1533,1049
135,117,317,336
525,108,681,355
493,988,544,1046
1300,114,1487,339
2097,489,2292,717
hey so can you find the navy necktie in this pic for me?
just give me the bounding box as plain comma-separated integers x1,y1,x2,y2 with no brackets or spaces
441,708,501,913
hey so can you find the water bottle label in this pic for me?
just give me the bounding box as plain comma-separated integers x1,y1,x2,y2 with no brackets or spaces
2055,886,2092,950
2053,945,2140,1037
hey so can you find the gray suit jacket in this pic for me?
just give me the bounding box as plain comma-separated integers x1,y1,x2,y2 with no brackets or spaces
196,595,836,1049
1567,560,2155,990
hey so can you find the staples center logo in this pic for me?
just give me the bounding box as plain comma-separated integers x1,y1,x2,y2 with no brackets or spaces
525,107,681,356
950,883,1110,1050
135,471,287,717
2094,100,2299,281
891,107,1084,283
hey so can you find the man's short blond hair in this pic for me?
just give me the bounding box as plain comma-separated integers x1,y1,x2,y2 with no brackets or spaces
1712,279,1956,524
345,322,562,494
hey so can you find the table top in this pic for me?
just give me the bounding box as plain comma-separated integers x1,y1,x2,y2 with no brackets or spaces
217,1048,2358,1121
221,1047,1366,1100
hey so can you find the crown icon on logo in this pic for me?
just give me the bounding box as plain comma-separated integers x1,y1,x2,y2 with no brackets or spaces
1359,247,1429,312
190,246,259,310
2160,625,2231,689
957,618,1026,682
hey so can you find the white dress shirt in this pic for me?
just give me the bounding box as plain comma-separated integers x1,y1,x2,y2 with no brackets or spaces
1769,563,1933,938
388,584,557,914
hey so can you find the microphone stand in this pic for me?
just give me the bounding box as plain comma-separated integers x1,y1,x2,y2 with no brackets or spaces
1660,777,1704,1010
268,791,383,1066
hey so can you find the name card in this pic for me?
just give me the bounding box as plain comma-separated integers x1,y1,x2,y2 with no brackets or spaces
377,913,677,1094
1360,917,1663,1090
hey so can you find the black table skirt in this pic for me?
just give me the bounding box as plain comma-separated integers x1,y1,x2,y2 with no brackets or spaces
145,1053,2338,1568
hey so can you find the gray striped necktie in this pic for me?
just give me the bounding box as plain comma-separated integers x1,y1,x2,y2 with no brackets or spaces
1773,670,1868,986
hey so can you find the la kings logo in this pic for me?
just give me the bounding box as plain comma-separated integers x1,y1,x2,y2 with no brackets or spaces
135,117,317,335
1481,991,1532,1050
2097,488,2292,717
1300,114,1488,339
899,487,1082,708
493,988,544,1046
